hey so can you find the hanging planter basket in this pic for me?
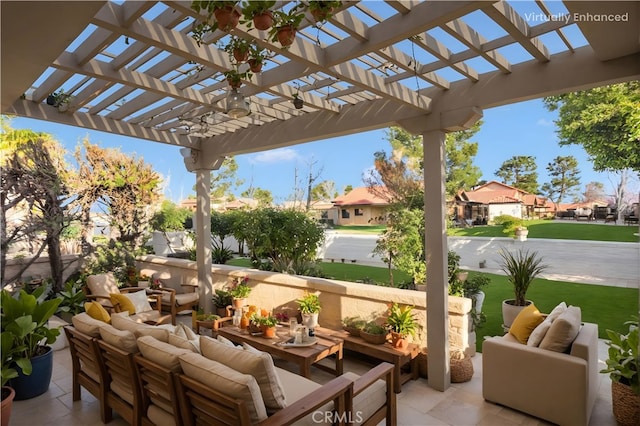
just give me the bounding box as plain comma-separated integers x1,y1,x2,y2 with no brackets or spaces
233,48,249,62
248,59,263,73
253,11,273,31
276,25,297,47
215,6,240,31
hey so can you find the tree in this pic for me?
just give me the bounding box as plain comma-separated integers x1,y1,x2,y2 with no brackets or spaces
241,186,273,206
364,150,423,209
582,181,606,203
543,82,640,173
1,121,74,291
445,124,483,196
310,180,337,200
74,140,161,249
540,156,581,209
150,200,191,232
495,156,539,194
342,185,353,194
208,156,244,199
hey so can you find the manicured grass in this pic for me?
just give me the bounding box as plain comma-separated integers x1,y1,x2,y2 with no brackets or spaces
226,258,639,353
331,225,387,234
448,219,639,242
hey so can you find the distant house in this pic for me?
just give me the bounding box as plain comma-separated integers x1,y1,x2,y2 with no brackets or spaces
332,186,390,226
454,181,550,223
179,197,259,212
279,199,338,225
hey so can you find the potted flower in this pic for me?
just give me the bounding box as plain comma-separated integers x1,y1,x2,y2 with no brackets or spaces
223,35,251,63
600,316,639,426
1,287,61,400
385,303,417,349
256,314,279,338
240,0,276,30
308,1,342,23
297,292,321,329
498,248,547,328
269,5,305,47
359,321,388,345
228,275,251,309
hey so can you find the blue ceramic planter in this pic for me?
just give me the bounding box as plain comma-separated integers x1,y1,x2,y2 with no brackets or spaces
10,346,53,401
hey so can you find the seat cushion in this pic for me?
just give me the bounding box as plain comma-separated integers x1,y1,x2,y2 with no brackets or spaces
147,404,176,426
179,352,268,423
162,292,199,305
200,336,287,412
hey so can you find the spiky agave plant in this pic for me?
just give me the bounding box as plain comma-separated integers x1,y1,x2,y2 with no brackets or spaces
498,248,548,306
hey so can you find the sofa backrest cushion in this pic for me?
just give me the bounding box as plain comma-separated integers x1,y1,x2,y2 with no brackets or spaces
527,302,567,347
201,336,287,412
539,306,582,352
111,313,170,342
179,352,268,423
87,273,119,299
168,334,200,353
72,312,108,337
100,324,139,354
138,335,193,372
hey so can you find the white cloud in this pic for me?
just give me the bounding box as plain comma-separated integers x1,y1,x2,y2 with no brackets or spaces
249,148,300,164
537,118,553,127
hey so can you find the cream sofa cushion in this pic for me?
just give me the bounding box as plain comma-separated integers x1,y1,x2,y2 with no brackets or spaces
527,302,568,347
111,314,170,342
137,335,193,372
179,352,267,423
72,313,108,337
99,324,138,354
200,336,286,411
147,404,175,426
87,273,119,307
539,306,581,352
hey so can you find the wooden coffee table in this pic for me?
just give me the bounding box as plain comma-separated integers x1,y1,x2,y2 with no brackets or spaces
217,325,343,379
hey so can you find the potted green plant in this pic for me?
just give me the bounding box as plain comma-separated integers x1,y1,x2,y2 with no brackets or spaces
212,288,232,317
498,248,547,328
292,92,304,109
297,292,321,329
223,35,251,63
600,316,639,426
342,316,366,337
308,1,341,23
240,0,276,30
269,5,305,47
463,274,490,331
1,287,61,400
228,275,251,309
256,314,279,338
359,321,388,345
223,68,249,89
385,303,417,349
55,279,86,323
247,44,269,73
1,334,16,426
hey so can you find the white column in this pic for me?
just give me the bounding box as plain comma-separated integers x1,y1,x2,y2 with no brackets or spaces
195,169,213,313
423,129,450,391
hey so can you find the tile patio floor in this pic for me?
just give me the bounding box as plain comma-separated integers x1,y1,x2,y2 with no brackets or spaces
9,318,617,425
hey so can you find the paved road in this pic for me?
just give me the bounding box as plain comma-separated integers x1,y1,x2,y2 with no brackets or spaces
319,231,639,288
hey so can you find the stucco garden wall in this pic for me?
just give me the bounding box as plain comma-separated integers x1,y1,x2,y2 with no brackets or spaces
137,255,472,353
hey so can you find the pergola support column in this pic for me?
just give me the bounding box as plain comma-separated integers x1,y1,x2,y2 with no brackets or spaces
423,129,450,392
195,168,213,313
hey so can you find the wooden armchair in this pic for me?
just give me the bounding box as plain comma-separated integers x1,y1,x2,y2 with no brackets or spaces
152,272,199,325
64,326,111,423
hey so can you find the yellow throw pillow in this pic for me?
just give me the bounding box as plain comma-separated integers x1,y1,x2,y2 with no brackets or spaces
509,303,544,344
84,301,111,323
110,293,136,315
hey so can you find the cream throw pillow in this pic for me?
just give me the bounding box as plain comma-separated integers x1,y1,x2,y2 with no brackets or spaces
201,336,287,411
539,306,582,352
125,290,153,313
179,352,267,423
527,302,567,347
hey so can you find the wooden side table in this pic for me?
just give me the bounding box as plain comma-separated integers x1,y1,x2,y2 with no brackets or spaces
316,327,419,393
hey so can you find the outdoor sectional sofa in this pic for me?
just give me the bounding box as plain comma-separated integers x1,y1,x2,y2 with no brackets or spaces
66,312,396,426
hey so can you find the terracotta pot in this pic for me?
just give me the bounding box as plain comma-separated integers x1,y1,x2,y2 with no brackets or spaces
227,78,241,89
253,11,273,30
233,48,249,62
311,8,332,22
261,325,277,338
390,331,408,349
232,298,246,310
612,381,640,426
276,25,296,47
1,387,15,426
214,7,240,31
248,59,263,73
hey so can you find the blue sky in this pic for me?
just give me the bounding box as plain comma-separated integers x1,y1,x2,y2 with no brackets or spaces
10,98,614,204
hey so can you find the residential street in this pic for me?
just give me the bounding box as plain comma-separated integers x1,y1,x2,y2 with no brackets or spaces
319,231,639,288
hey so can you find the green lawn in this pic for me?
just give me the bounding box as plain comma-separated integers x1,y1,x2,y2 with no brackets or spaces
331,225,387,234
448,220,639,242
226,258,639,353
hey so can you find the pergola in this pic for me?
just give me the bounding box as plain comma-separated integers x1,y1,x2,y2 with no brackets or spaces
2,0,638,391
